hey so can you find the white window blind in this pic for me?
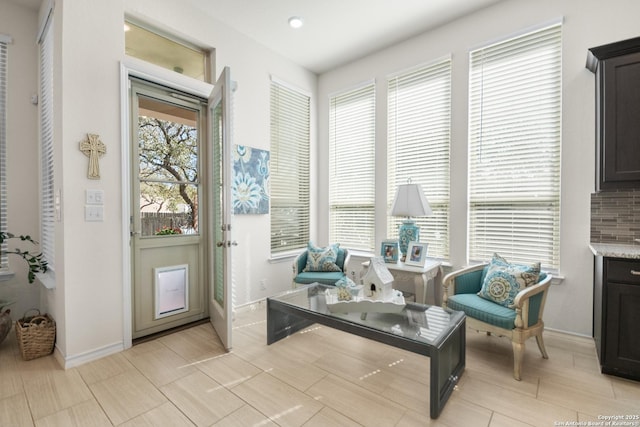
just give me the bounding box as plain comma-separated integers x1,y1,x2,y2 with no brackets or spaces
270,80,310,254
387,58,451,260
39,15,55,271
468,23,562,270
0,38,9,269
329,82,375,251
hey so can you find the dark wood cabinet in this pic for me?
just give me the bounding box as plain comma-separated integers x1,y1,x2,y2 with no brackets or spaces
594,256,640,381
587,37,640,191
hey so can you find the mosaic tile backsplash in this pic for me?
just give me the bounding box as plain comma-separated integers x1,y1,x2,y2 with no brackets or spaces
591,189,640,244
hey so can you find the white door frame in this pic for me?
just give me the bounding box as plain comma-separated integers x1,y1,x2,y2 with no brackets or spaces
119,57,213,348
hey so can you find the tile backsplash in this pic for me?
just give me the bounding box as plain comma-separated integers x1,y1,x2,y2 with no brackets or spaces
591,189,640,243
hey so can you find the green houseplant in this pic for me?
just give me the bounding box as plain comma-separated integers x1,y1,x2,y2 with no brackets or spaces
0,232,48,284
0,232,48,344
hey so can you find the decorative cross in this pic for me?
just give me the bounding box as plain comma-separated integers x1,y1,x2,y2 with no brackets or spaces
79,133,106,179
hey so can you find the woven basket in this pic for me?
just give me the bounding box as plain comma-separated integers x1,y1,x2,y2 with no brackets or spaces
15,309,56,361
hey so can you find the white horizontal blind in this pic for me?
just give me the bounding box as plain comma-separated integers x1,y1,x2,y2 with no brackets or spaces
329,82,375,251
387,58,451,259
270,80,310,254
39,16,55,270
0,40,8,269
468,24,562,270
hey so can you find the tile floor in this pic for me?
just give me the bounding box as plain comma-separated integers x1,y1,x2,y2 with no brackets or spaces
0,302,638,426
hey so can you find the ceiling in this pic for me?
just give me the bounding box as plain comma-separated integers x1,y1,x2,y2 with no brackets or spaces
182,0,505,74
9,0,505,74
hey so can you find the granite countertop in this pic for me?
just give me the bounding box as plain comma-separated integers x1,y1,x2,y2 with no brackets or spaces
589,242,640,259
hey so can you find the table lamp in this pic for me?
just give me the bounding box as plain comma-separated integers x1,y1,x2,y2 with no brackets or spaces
390,181,431,261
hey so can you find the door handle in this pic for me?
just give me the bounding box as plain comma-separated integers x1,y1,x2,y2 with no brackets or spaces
130,230,140,237
216,241,238,248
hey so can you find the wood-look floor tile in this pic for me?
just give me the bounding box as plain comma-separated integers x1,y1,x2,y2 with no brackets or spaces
380,370,430,416
434,396,492,427
212,404,278,427
231,372,323,427
489,412,536,427
34,399,112,427
306,374,405,427
126,346,197,387
89,370,167,425
161,370,244,426
22,368,93,420
0,392,34,427
538,374,639,417
0,301,638,427
77,352,136,385
251,348,328,391
303,407,363,427
159,323,225,361
313,350,399,395
456,373,576,425
195,352,261,388
0,367,24,400
610,376,640,401
119,401,195,427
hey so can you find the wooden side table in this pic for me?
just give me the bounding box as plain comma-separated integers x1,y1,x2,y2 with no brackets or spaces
360,259,443,306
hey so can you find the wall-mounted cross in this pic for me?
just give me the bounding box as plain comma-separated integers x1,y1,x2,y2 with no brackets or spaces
79,133,106,179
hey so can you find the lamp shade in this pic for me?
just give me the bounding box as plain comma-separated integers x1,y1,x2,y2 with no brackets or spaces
390,183,432,217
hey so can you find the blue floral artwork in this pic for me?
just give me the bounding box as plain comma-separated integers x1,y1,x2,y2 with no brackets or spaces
232,145,270,214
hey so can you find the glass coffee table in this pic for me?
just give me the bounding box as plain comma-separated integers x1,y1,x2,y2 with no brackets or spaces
267,283,465,419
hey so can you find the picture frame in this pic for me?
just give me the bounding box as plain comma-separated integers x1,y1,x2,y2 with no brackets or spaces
405,241,428,267
380,240,399,263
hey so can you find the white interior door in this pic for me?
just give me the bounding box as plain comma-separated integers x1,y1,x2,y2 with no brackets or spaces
208,66,233,350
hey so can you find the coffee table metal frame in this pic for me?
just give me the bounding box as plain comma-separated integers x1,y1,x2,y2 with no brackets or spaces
266,284,465,419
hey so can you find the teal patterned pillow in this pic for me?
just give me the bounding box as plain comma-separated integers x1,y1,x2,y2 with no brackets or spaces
303,242,342,272
478,253,540,308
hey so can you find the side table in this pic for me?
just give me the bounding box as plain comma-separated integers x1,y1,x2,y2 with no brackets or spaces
360,259,443,306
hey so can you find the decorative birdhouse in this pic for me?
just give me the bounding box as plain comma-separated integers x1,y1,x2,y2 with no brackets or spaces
361,257,394,301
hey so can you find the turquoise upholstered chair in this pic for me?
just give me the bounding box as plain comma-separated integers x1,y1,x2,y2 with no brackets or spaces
442,263,552,380
292,247,350,287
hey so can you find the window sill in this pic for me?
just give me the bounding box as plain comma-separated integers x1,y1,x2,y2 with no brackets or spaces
36,271,56,290
0,271,15,282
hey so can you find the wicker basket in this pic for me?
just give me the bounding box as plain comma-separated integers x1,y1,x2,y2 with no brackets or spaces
15,309,56,361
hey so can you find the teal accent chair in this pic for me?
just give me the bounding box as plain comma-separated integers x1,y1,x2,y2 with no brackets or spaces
443,263,552,380
292,248,351,287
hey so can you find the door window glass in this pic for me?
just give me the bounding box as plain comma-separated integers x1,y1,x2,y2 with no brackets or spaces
138,95,200,236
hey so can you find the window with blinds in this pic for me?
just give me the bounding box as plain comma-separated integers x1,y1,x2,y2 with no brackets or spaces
468,23,562,270
329,82,375,252
39,13,55,272
270,79,310,254
387,58,451,260
0,36,9,269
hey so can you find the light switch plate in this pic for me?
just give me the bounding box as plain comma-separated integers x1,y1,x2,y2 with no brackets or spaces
85,205,104,221
86,189,104,205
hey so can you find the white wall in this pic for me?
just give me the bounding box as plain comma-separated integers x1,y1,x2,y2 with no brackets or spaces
318,0,640,336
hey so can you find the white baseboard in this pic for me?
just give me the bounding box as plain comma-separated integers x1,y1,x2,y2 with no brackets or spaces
54,341,125,370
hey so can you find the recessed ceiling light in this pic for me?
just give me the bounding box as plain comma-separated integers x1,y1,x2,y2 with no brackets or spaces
288,16,304,29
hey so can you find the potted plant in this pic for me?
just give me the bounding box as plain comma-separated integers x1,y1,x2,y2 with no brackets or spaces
0,232,48,344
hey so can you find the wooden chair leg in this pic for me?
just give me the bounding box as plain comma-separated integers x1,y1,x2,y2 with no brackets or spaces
535,333,549,359
512,341,524,381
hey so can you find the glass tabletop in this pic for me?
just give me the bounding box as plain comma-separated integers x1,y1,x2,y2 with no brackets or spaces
269,283,464,347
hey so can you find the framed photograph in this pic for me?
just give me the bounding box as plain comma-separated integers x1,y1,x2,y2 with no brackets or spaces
380,240,399,263
405,241,428,267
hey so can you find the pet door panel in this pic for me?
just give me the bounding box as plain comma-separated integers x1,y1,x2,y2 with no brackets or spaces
154,264,189,319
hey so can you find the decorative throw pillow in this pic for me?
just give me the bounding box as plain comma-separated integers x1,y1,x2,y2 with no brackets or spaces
477,253,541,308
303,242,342,272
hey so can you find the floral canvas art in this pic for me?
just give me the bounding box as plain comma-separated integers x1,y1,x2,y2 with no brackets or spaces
232,145,270,214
